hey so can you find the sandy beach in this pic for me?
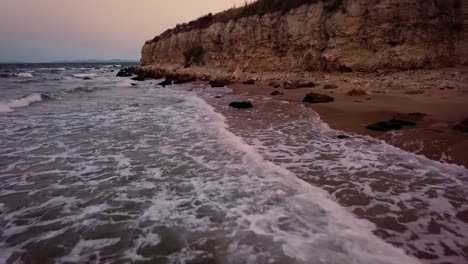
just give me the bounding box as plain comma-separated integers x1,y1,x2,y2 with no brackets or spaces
222,67,468,168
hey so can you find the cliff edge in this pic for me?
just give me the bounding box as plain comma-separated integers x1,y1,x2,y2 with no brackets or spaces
140,0,464,73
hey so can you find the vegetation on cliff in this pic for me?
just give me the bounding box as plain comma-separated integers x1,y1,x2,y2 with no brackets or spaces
150,0,345,43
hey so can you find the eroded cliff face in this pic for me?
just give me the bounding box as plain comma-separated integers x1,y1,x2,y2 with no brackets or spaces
141,0,464,73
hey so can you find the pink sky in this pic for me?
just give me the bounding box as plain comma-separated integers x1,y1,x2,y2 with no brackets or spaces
0,0,248,62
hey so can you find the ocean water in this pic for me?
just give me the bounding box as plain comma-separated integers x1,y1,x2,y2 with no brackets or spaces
0,64,466,264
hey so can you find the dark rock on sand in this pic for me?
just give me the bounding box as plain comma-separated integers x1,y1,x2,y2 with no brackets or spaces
271,91,284,96
209,79,231,88
157,79,173,87
242,79,256,85
303,92,334,104
229,101,253,109
347,88,367,96
405,89,425,95
367,119,416,131
324,84,338,89
269,81,281,88
395,112,427,122
297,81,316,88
453,118,468,133
116,67,136,77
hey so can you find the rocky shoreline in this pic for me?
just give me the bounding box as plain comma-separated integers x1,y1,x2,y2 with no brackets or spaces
119,65,468,168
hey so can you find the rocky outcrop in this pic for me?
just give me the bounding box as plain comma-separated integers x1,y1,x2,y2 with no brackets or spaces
141,0,464,73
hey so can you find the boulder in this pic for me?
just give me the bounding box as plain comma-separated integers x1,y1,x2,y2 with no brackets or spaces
269,81,281,88
283,81,299,89
116,67,136,77
157,79,173,87
323,84,338,89
453,118,468,133
271,91,284,96
83,77,91,80
229,101,253,109
209,79,231,87
405,89,425,95
303,92,334,104
347,88,367,96
242,79,256,85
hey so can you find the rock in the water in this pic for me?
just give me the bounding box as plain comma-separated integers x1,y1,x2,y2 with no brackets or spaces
323,84,338,89
229,101,253,109
271,91,283,96
83,77,91,80
337,135,351,139
116,67,136,77
209,79,231,87
303,92,334,104
367,119,416,131
297,81,316,88
453,118,468,133
347,88,367,96
131,76,146,82
131,83,138,86
169,73,197,84
157,79,173,87
242,79,256,85
269,81,281,88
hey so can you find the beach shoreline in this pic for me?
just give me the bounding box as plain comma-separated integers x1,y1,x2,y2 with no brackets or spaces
137,65,468,168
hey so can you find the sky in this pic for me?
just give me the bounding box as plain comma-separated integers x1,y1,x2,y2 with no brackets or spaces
0,0,247,62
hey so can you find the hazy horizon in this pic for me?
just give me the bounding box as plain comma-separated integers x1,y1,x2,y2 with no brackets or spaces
0,0,247,63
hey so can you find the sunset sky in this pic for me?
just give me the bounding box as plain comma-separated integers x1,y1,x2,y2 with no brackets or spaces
0,0,247,62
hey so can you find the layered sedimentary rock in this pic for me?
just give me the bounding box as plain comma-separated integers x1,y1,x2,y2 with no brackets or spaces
141,0,465,72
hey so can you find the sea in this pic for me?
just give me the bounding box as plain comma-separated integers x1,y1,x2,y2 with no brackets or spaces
0,63,467,264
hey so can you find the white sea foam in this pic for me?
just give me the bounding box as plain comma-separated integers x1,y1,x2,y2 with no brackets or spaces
14,72,33,78
0,93,43,113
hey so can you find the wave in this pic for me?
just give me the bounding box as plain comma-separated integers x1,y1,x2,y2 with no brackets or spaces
38,67,66,71
14,72,34,78
72,73,97,79
0,93,43,113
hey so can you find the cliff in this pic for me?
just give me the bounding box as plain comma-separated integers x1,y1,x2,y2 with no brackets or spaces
140,0,465,73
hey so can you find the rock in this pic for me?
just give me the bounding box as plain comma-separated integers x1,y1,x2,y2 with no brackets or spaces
209,79,231,87
242,79,256,85
116,67,135,77
283,81,299,89
131,83,138,86
323,84,338,89
171,74,197,84
367,119,417,131
269,82,281,88
214,96,223,99
405,89,425,95
157,79,173,87
337,135,351,139
229,101,253,109
131,76,146,82
303,92,334,104
83,77,91,80
453,118,468,133
347,88,367,96
271,91,284,96
297,81,316,88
